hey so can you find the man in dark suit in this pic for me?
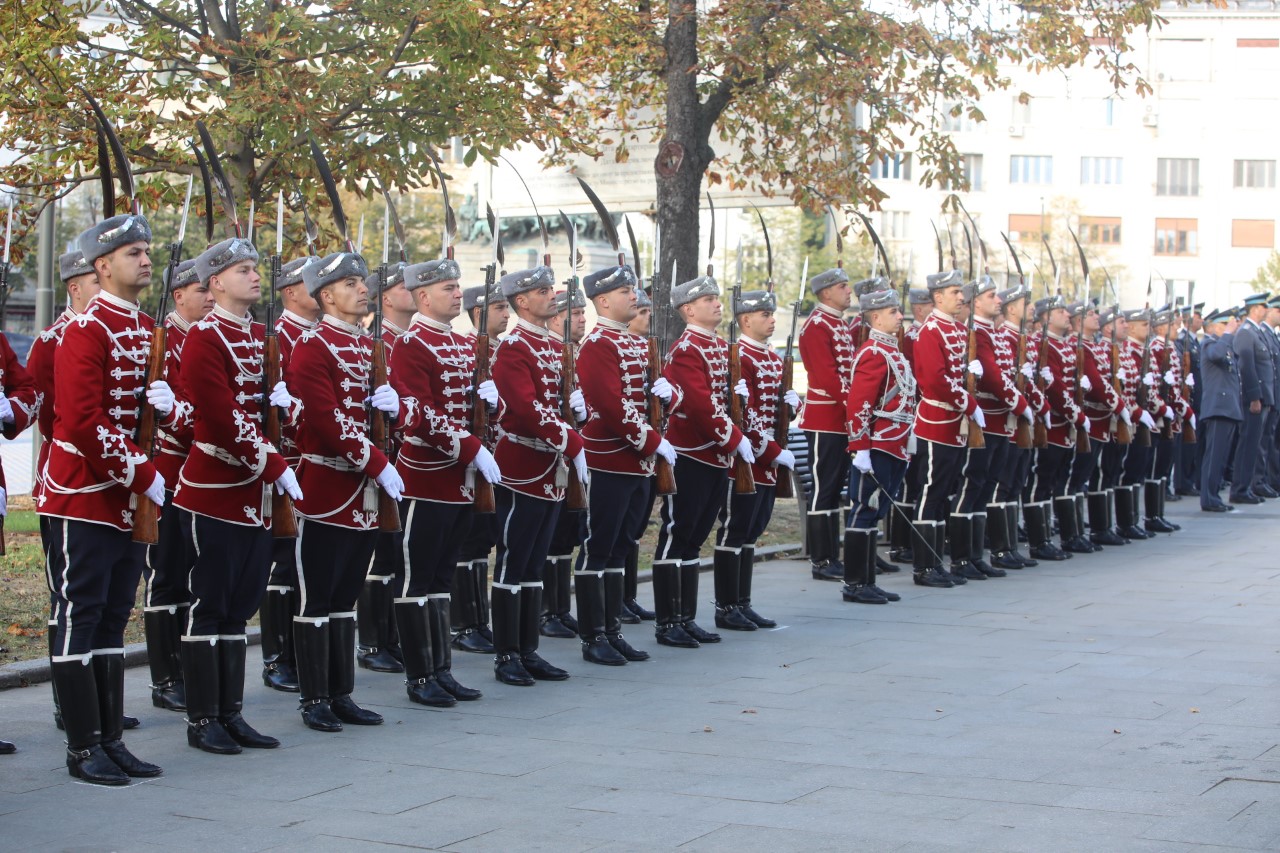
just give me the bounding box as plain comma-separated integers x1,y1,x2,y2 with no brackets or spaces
1199,309,1242,512
1175,303,1203,496
1230,293,1273,504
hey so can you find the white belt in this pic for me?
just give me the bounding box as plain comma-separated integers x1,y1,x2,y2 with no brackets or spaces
506,434,556,453
196,442,242,467
921,397,958,412
54,439,84,457
301,453,361,472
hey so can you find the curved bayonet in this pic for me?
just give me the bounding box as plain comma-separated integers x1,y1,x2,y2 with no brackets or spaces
175,175,194,246
931,221,944,272
955,198,988,274
1000,231,1024,283
827,204,844,268
751,203,774,291
855,211,891,282
197,121,240,237
625,216,641,272
706,193,717,276
1069,227,1089,302
502,155,549,253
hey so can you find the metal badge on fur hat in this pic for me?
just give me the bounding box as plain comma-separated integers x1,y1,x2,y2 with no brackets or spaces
163,258,199,291
859,288,899,312
302,251,370,297
1034,294,1066,319
462,282,506,311
1121,307,1150,323
403,258,459,291
1151,308,1174,325
809,267,849,296
499,265,555,298
368,261,407,294
635,287,652,309
553,288,587,313
58,250,92,283
277,256,320,291
852,276,889,297
1097,304,1121,327
908,287,932,305
671,275,719,308
195,237,259,285
583,264,638,299
734,289,776,315
925,269,963,291
78,214,153,266
971,274,997,297
996,283,1028,304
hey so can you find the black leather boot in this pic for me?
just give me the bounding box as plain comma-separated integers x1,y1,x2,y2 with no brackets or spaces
0,739,13,754
1056,497,1092,554
1089,490,1128,546
988,503,1022,570
888,502,915,563
737,545,776,628
218,638,279,749
842,528,887,603
94,653,163,776
329,615,384,725
948,514,986,580
1004,502,1038,566
826,510,845,576
604,569,649,661
48,618,63,731
51,658,129,786
492,586,534,685
260,587,300,692
452,562,495,654
808,512,841,581
1158,477,1181,530
555,556,579,633
357,577,405,673
912,521,953,587
863,529,900,600
539,558,576,638
144,606,187,711
473,560,495,645
181,637,243,753
519,584,570,680
970,512,1005,577
395,599,457,707
576,571,627,665
1144,480,1177,533
1105,489,1132,543
622,543,654,622
713,548,757,629
680,560,721,643
1027,502,1069,561
428,597,482,700
294,617,343,732
653,560,698,647
1117,484,1151,539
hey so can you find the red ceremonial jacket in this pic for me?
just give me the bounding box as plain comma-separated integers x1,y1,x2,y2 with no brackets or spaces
154,312,197,485
913,309,977,447
662,324,742,470
797,303,853,433
492,318,582,501
972,316,1029,438
1078,337,1125,443
1121,338,1170,423
40,291,185,530
1038,333,1087,448
1000,322,1045,417
0,333,36,493
290,314,404,529
27,308,76,502
902,320,922,369
276,309,317,467
1150,336,1191,433
577,318,672,477
846,329,917,460
174,306,294,527
737,335,784,485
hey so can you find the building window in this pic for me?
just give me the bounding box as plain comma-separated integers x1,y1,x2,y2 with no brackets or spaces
1080,157,1123,186
1156,158,1199,196
940,103,976,133
870,153,912,181
1081,216,1122,245
881,210,911,241
1232,219,1275,248
1010,155,1053,185
1234,159,1276,189
1155,218,1198,256
942,154,984,192
1008,214,1043,243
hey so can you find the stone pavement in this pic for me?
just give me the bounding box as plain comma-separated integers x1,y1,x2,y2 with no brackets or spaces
1,496,1279,852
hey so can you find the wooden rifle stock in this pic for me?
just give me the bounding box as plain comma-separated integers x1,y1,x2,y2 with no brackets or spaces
470,329,495,514
1013,329,1033,450
647,336,677,496
369,336,401,532
773,348,795,499
965,324,985,449
1110,339,1132,445
1073,338,1091,454
1181,349,1197,444
131,326,165,544
560,339,588,510
727,341,756,495
263,333,297,538
1032,335,1048,449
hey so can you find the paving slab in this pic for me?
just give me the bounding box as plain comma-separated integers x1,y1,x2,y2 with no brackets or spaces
2,494,1280,850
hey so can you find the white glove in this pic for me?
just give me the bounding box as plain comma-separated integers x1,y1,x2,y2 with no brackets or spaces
0,396,13,424
1039,366,1053,384
0,486,7,517
734,378,750,401
1185,374,1195,388
651,377,674,403
369,383,400,416
375,465,404,501
852,449,872,473
1143,372,1158,388
572,449,589,485
570,388,587,421
473,445,501,484
1190,414,1197,431
775,448,796,470
144,471,166,507
1021,362,1036,381
655,438,677,467
967,359,983,378
784,389,801,410
1163,369,1177,386
1021,407,1035,424
972,408,987,429
1080,375,1092,392
1139,411,1156,430
478,379,500,410
735,436,756,465
1115,367,1127,383
146,380,175,417
1121,409,1132,426
269,381,294,410
274,468,303,500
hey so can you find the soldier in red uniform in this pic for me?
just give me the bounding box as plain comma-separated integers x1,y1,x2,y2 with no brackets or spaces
1118,308,1164,538
796,267,853,580
621,287,659,623
653,275,754,648
175,237,301,754
43,214,178,784
141,258,209,714
887,287,936,565
1073,303,1132,547
451,282,509,655
1147,306,1188,532
490,265,583,685
540,287,588,640
390,257,501,705
574,263,673,664
1097,308,1154,539
355,262,412,675
911,270,982,588
289,251,406,731
843,288,915,603
259,255,321,693
714,289,797,626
